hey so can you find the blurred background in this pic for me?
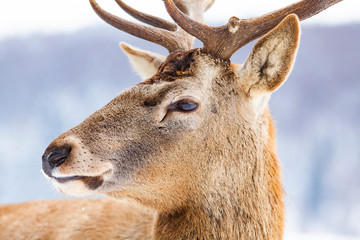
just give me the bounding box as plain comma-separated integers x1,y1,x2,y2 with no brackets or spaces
0,0,359,239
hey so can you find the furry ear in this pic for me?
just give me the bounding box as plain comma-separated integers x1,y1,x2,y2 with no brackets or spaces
120,42,166,80
236,14,300,100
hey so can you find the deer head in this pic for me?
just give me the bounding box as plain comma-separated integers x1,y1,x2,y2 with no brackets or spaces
42,0,342,238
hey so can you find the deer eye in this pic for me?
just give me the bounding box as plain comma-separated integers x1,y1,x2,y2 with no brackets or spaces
177,100,198,112
167,99,199,113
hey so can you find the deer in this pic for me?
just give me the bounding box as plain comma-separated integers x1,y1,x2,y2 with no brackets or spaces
0,0,343,239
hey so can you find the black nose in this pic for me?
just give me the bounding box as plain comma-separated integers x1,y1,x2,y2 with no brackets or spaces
42,145,71,177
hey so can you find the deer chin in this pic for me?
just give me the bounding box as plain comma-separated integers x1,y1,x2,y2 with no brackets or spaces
42,169,112,197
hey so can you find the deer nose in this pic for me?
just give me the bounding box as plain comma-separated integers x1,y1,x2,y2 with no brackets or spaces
42,146,72,176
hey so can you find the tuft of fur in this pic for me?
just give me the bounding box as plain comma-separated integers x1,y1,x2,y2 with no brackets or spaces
143,49,200,84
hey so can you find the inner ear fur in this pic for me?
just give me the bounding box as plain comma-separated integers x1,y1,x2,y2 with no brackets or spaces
120,42,166,80
238,14,300,98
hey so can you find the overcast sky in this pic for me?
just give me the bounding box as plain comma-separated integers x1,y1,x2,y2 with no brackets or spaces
0,0,358,39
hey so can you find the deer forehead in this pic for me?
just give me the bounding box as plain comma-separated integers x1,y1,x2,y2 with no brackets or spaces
116,52,233,107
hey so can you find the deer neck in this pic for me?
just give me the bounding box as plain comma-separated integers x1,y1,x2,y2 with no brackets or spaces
153,110,284,240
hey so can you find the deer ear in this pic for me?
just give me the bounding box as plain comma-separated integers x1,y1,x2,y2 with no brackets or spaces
119,42,166,80
236,14,300,100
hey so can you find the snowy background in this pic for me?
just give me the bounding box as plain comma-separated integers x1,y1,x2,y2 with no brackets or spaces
0,0,359,239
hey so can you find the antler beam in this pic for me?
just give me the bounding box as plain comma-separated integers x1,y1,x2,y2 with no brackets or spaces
165,0,344,59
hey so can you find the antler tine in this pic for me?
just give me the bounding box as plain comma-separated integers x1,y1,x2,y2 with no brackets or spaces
228,0,345,59
114,0,177,31
173,0,215,22
165,0,214,47
166,0,215,52
90,0,190,53
165,0,344,60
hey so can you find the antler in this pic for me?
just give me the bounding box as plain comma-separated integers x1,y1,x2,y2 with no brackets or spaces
89,0,214,53
165,0,344,59
114,0,177,31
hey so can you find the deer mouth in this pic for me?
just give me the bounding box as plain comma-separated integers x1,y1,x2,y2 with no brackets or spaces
47,168,112,191
53,175,105,190
53,175,85,183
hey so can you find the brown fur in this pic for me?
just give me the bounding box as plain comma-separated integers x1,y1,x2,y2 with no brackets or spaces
0,199,155,240
1,14,300,240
